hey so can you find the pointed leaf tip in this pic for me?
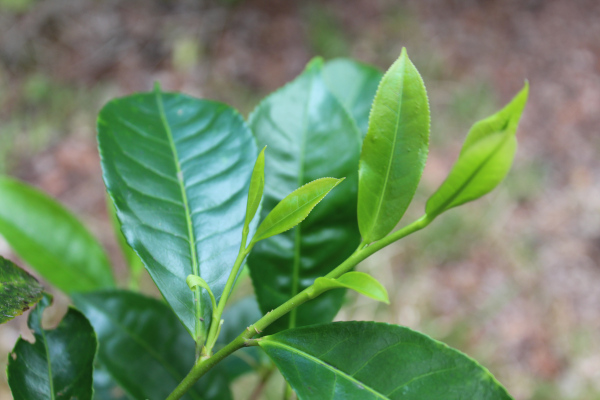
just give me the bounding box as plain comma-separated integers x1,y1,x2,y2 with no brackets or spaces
309,272,389,304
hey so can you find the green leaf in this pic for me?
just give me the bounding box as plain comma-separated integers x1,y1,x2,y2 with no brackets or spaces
323,58,383,135
244,146,266,237
248,58,362,332
98,88,258,338
260,321,513,400
252,177,344,243
107,196,144,285
0,257,43,324
0,177,114,292
7,293,96,400
308,271,389,304
93,365,130,400
357,48,430,244
425,84,528,218
73,290,232,400
187,274,217,312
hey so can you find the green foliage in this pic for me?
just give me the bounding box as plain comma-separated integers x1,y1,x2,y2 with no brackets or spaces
0,257,43,324
260,322,513,400
0,177,114,292
357,48,430,243
7,294,96,400
3,48,528,400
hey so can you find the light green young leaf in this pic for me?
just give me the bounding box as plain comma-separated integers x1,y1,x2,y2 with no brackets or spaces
426,83,528,218
252,178,344,243
186,274,217,313
0,177,114,293
260,322,513,400
0,257,43,324
308,272,389,304
357,47,430,244
244,146,267,238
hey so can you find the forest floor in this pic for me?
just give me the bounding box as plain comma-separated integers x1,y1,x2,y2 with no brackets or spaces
1,1,599,399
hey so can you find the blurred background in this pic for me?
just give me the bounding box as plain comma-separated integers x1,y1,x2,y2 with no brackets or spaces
1,0,599,399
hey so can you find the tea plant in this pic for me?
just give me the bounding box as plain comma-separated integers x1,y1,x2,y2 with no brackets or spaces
0,48,528,399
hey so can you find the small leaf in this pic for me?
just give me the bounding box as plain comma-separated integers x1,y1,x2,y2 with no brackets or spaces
309,272,389,304
244,146,267,235
425,83,528,218
0,257,43,324
323,58,383,136
186,274,217,312
252,178,344,243
0,177,115,293
73,290,232,400
260,321,513,400
358,47,430,244
7,293,97,400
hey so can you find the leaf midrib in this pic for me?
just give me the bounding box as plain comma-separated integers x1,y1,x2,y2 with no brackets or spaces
263,340,388,399
154,90,202,336
367,57,406,241
38,306,56,400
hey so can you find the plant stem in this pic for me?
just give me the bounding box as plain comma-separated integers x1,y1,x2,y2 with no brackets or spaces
167,214,433,399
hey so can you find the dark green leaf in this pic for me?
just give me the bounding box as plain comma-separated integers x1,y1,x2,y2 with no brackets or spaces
0,177,114,292
323,58,383,135
244,146,266,236
93,365,131,400
308,271,389,304
217,296,265,380
73,290,232,400
98,88,257,338
0,257,43,324
357,48,430,243
8,294,96,400
252,177,344,243
248,58,362,333
107,196,144,285
260,321,513,400
425,84,528,218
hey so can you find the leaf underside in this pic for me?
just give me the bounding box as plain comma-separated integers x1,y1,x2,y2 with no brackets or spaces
260,321,513,400
248,58,362,333
98,90,257,336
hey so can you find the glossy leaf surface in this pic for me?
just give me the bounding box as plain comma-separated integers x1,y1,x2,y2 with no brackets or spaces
8,294,96,400
0,257,43,324
248,58,362,332
426,84,528,218
308,271,389,304
98,88,257,336
357,48,430,243
260,321,513,400
107,197,144,284
73,290,231,400
323,58,383,135
253,178,343,242
0,177,114,292
244,146,266,234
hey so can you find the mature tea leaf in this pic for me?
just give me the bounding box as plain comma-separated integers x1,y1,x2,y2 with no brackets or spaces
244,146,266,235
248,58,362,332
0,178,114,293
7,294,96,400
260,322,513,400
73,291,232,400
323,58,383,135
253,178,344,243
107,196,144,284
98,88,257,338
426,84,528,218
0,257,43,324
358,48,430,244
308,271,389,304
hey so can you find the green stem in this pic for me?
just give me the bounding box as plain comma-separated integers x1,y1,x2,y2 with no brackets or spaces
167,214,434,399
